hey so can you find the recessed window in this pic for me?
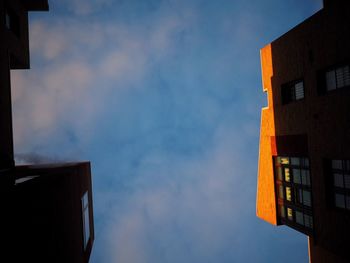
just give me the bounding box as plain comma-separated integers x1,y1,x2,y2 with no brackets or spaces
281,80,305,104
81,191,90,249
326,65,350,91
330,159,350,210
4,8,20,37
274,156,313,232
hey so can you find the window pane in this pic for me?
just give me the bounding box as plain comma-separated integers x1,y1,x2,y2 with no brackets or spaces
277,167,283,181
293,169,301,184
326,70,336,91
5,12,11,29
301,169,310,186
287,208,293,221
304,214,313,229
334,173,344,188
286,187,292,201
279,205,285,218
344,174,350,189
284,168,291,182
280,157,289,164
343,66,350,86
296,188,303,204
303,190,312,207
336,67,345,88
278,185,284,199
345,160,350,171
82,191,89,209
295,211,304,225
83,205,90,248
335,193,346,208
291,157,300,166
294,82,304,100
332,160,343,170
303,158,309,168
346,196,350,209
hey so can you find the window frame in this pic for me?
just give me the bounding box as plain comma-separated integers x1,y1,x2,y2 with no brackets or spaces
274,156,314,234
327,159,350,212
318,62,350,95
281,79,305,105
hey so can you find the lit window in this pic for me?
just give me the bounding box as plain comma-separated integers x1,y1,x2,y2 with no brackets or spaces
325,65,350,91
281,80,305,104
330,159,350,210
274,156,313,232
82,191,90,249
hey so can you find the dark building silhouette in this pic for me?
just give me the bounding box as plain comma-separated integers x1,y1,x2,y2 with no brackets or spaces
1,1,94,262
257,0,350,262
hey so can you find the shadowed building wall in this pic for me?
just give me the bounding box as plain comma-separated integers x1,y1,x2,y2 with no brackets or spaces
1,1,94,262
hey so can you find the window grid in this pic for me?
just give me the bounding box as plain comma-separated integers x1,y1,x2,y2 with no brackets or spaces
325,65,350,91
281,80,305,104
331,159,350,210
274,156,313,232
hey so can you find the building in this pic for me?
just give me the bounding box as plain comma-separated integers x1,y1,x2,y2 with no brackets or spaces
256,0,350,262
1,1,94,262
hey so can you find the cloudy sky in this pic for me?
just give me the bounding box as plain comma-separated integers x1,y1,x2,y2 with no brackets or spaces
12,0,322,262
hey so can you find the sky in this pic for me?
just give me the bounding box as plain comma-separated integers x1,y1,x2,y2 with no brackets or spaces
12,0,322,262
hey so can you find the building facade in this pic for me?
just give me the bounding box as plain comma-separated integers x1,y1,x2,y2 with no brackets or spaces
1,1,94,262
256,1,350,262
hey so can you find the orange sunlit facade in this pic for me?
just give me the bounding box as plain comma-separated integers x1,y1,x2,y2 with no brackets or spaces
257,0,350,262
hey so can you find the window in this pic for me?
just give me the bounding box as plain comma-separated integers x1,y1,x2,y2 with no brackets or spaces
274,156,313,233
281,80,305,104
81,191,90,249
4,8,20,37
330,159,350,210
325,65,350,91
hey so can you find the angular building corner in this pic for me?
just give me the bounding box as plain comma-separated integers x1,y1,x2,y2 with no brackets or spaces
257,0,350,262
0,1,94,262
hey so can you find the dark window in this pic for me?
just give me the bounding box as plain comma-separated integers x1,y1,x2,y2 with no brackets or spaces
274,156,313,233
281,80,304,104
326,66,350,91
4,8,20,37
330,159,350,210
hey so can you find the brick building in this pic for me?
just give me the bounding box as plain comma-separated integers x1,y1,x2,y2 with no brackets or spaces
1,1,94,262
257,0,350,262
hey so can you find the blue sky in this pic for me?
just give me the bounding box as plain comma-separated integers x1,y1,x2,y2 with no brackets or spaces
12,0,322,262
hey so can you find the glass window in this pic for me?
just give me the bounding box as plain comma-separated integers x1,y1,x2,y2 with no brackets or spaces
278,185,284,199
284,168,291,182
286,187,292,202
293,169,301,184
5,12,11,29
302,190,312,207
332,160,343,170
277,167,283,181
280,157,289,164
301,169,310,186
344,174,350,189
334,173,344,188
304,214,313,229
82,191,90,249
279,205,285,218
295,211,304,225
295,82,304,100
287,208,293,221
335,193,345,209
326,70,336,91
